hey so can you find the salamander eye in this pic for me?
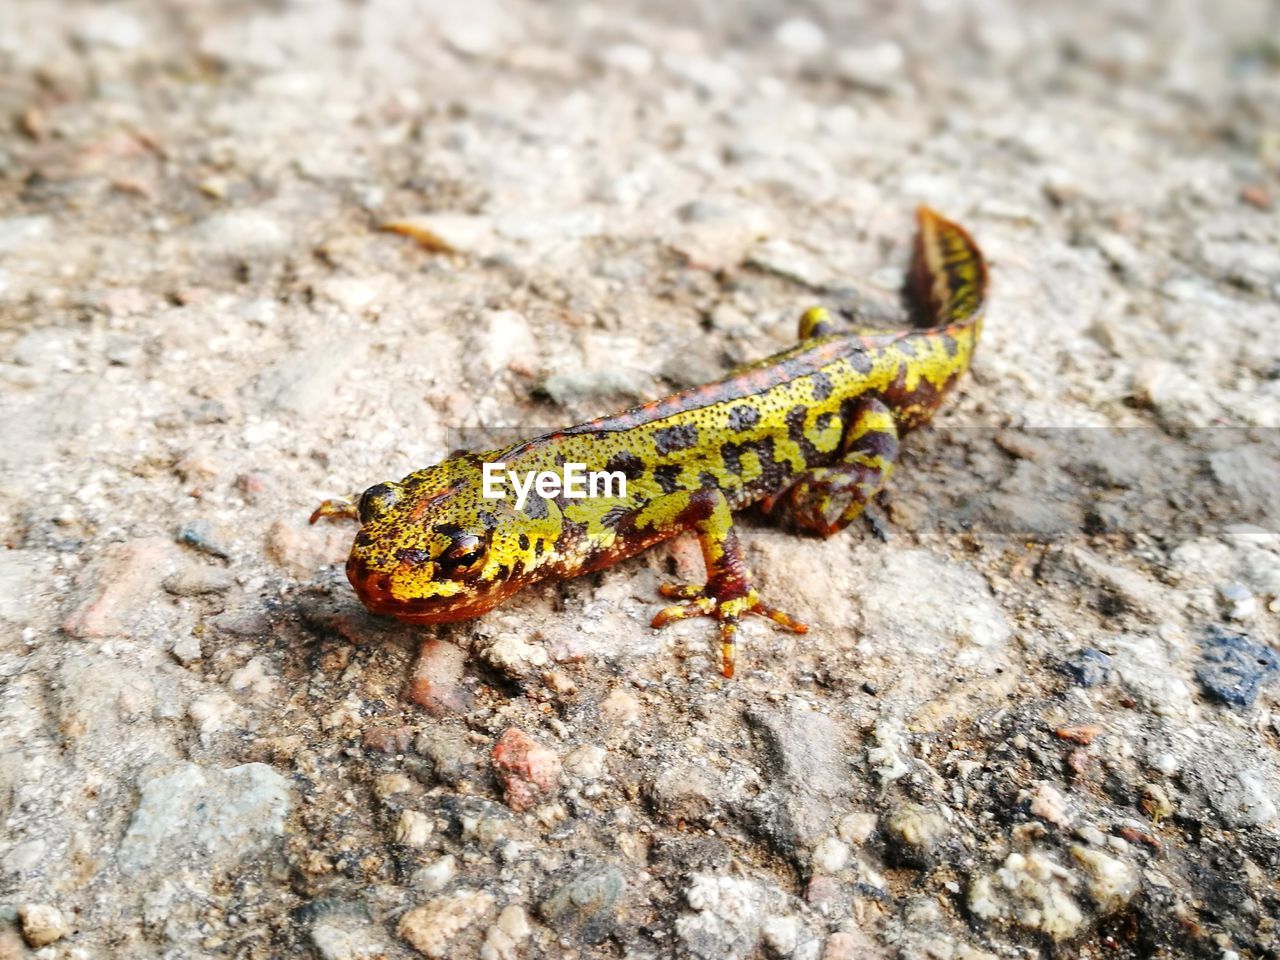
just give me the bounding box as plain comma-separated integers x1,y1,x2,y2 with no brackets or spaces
358,483,402,523
437,534,487,580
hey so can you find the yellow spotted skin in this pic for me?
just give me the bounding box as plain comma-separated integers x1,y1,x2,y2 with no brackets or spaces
327,207,987,678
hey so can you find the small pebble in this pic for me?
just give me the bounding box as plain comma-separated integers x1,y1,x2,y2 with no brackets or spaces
563,744,606,780
774,18,827,56
538,862,626,941
163,564,235,596
884,804,949,867
1056,649,1114,687
398,889,495,958
492,727,562,811
176,519,231,560
395,810,434,847
836,812,877,845
413,855,458,892
1195,626,1279,708
833,41,905,92
481,904,531,960
407,639,473,715
20,903,69,947
810,836,851,874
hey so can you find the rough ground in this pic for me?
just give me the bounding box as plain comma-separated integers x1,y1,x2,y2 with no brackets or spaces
2,0,1280,957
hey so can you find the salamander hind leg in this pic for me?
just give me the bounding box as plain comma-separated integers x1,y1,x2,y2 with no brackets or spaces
776,397,899,537
648,488,807,679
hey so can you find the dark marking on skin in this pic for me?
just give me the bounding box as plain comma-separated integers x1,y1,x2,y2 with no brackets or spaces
518,533,530,551
534,539,545,556
785,405,808,442
522,495,549,520
814,411,836,435
698,471,719,490
855,429,899,460
601,505,631,528
395,547,430,565
654,423,699,455
720,441,742,476
848,350,873,374
605,450,646,480
810,371,833,401
727,404,760,432
653,464,682,494
496,564,510,580
941,333,959,358
355,531,373,547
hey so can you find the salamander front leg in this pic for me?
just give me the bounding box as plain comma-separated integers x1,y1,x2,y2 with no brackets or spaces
773,397,899,537
310,496,361,524
649,488,807,678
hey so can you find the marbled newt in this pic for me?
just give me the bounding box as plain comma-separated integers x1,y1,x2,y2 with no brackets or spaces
313,207,987,678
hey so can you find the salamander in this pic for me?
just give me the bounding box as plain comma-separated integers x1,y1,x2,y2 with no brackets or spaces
312,207,987,678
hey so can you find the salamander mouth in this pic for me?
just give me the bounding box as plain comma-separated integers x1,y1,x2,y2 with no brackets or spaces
345,555,510,623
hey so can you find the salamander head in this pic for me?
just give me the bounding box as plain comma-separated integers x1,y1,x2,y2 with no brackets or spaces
345,457,528,624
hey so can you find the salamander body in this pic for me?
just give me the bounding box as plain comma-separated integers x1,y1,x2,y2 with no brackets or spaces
318,207,987,677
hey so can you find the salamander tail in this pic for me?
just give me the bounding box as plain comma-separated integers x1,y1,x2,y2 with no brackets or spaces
906,206,987,329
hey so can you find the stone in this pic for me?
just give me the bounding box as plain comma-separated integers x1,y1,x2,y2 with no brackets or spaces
412,855,459,892
407,639,473,715
810,837,851,874
1070,846,1138,913
969,849,1085,942
176,519,232,560
416,726,484,785
645,760,720,825
398,889,496,958
0,215,51,254
193,209,294,261
265,518,352,579
492,727,562,811
598,688,641,727
538,862,626,943
563,744,606,780
676,873,784,960
1212,770,1279,828
469,310,539,377
309,910,390,960
836,812,876,845
1056,649,1114,687
395,810,434,847
774,19,827,55
163,564,235,596
833,42,906,92
537,369,650,406
62,538,179,639
1195,626,1280,708
743,705,850,857
19,903,68,947
118,762,292,874
476,632,550,679
859,550,1012,675
599,43,655,77
884,805,950,868
480,904,531,960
